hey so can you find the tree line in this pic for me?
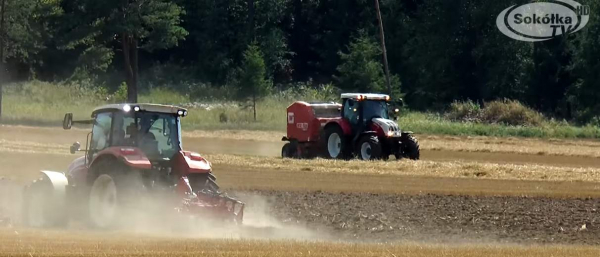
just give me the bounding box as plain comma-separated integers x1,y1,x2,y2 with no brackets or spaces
0,0,599,123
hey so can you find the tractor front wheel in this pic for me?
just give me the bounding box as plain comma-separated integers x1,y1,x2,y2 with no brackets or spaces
357,135,382,160
398,134,420,160
188,173,220,194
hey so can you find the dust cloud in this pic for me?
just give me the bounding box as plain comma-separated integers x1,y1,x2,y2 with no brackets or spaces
0,179,329,243
116,192,329,241
0,178,21,227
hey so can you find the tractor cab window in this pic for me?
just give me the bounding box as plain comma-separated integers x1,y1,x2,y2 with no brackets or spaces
343,99,360,125
90,112,113,152
111,113,135,146
361,100,389,122
112,112,181,161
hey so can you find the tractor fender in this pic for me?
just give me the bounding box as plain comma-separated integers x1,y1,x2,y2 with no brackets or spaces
174,151,212,175
323,120,352,137
354,131,378,145
89,147,152,170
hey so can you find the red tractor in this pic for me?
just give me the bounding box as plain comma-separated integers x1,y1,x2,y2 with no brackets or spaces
281,93,420,161
22,104,244,229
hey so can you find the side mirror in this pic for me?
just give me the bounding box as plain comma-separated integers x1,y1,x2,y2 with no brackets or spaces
70,142,81,154
396,99,404,107
63,113,73,130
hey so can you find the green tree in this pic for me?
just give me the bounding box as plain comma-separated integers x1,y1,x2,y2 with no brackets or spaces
568,0,600,123
0,0,61,117
401,0,533,110
335,34,400,96
173,0,290,84
238,43,270,121
0,0,60,74
57,0,188,102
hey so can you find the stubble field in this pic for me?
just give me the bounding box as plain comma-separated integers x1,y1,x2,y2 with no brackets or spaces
1,125,600,256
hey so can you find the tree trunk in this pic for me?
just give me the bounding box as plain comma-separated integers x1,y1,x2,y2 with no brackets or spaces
375,0,392,97
247,0,255,41
0,0,6,119
122,33,138,103
132,38,138,103
252,90,257,121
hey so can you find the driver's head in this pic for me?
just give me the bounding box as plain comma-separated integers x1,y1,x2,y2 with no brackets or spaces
126,122,138,137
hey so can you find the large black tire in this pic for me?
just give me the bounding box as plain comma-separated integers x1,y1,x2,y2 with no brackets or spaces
281,142,298,158
399,134,420,160
282,143,291,158
357,134,383,160
22,177,68,228
322,126,349,159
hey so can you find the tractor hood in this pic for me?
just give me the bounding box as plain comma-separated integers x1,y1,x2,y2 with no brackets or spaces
372,118,402,137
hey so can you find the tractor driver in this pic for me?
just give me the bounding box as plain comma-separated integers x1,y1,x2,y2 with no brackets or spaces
123,118,160,157
344,99,366,142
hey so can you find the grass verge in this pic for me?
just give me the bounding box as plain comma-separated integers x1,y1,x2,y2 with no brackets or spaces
2,81,599,139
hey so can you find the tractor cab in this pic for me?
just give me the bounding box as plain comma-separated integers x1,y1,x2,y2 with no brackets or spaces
64,104,188,164
341,94,391,129
340,93,401,138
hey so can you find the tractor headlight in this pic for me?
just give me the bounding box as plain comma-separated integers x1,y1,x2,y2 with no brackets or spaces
133,106,141,112
123,105,132,112
387,131,394,137
177,110,188,117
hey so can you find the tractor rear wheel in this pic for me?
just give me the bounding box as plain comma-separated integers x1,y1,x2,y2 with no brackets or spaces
22,177,68,228
323,126,348,159
88,161,145,229
88,174,119,229
357,135,382,160
398,134,420,160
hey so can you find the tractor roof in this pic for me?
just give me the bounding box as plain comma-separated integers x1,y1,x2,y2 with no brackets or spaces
341,93,390,101
92,103,187,116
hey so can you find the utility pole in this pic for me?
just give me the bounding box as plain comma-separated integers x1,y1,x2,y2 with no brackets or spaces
0,0,6,119
374,0,392,97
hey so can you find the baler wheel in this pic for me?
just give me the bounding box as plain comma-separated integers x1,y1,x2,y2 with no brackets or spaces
281,143,293,158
